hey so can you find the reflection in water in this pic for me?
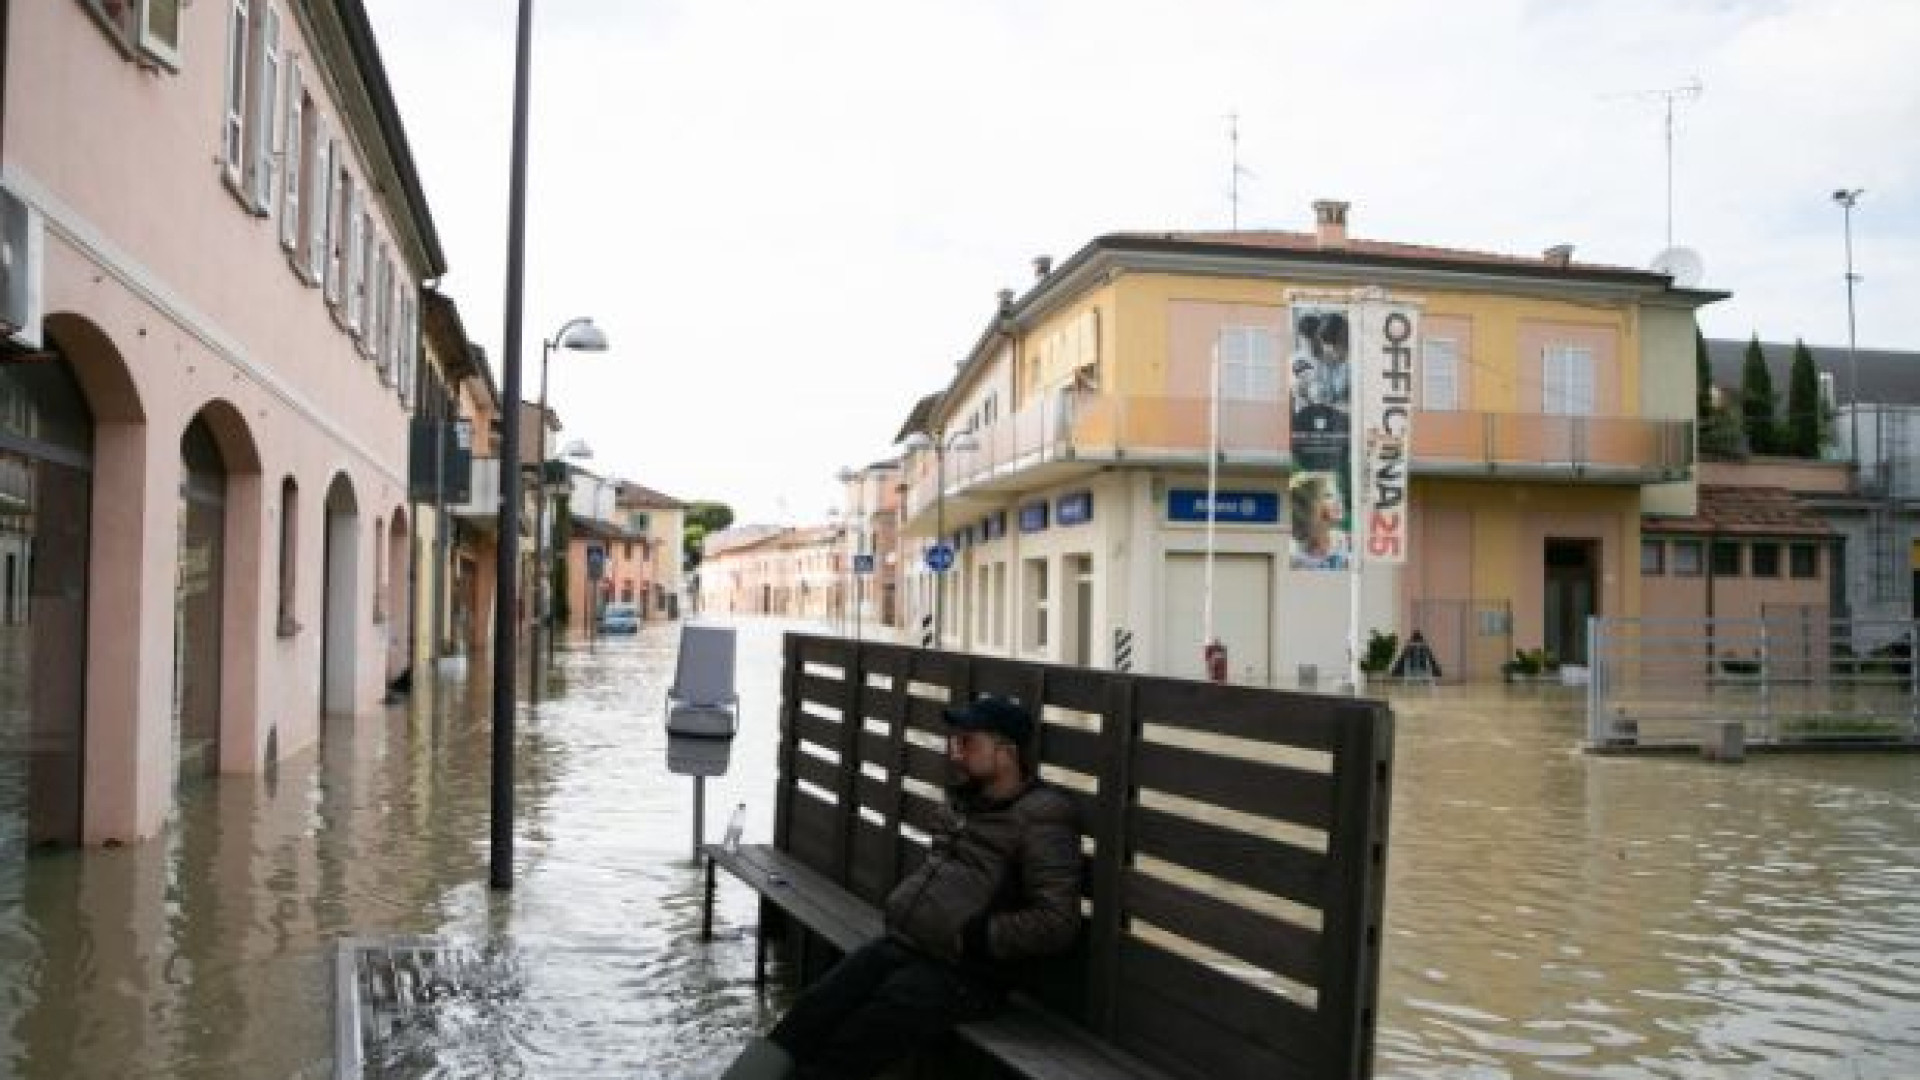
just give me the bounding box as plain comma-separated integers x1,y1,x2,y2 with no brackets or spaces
1378,684,1920,1079
0,627,1917,1077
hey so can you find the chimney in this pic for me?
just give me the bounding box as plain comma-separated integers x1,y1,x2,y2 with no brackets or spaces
996,288,1015,311
1033,255,1053,280
1543,244,1574,267
1312,199,1350,248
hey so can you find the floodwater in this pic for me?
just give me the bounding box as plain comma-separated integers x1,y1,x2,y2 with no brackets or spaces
1,621,1916,1079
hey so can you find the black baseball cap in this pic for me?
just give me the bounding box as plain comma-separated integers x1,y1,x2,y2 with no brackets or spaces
942,695,1034,747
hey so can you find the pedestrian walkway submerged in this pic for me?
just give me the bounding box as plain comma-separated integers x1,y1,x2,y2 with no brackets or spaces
5,624,1920,1078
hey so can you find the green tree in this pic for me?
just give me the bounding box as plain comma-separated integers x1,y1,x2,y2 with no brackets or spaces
1739,334,1778,455
1784,338,1822,457
1695,326,1713,423
683,500,735,572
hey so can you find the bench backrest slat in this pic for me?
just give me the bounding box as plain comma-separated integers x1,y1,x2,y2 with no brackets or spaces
770,634,1393,1080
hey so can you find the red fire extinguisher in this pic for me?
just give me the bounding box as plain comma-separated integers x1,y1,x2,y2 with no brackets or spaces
1204,638,1228,683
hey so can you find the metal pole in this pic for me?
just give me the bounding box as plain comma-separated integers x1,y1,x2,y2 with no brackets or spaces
692,776,706,860
531,339,551,702
1204,339,1219,659
933,443,945,650
1837,189,1862,466
1348,301,1367,695
490,0,534,892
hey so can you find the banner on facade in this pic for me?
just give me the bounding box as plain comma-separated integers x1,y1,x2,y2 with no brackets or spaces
1288,303,1353,570
1358,303,1418,563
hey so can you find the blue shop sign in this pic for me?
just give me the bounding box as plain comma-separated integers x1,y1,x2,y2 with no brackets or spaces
1057,491,1094,526
1018,501,1050,533
1167,489,1280,524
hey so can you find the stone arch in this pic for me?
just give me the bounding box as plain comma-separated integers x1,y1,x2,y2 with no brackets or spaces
321,472,361,717
385,506,411,684
39,314,152,844
179,399,265,778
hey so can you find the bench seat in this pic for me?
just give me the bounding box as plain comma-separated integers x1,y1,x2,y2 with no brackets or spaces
704,843,1180,1080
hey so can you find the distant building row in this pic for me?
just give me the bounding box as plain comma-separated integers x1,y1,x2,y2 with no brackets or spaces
0,2,682,857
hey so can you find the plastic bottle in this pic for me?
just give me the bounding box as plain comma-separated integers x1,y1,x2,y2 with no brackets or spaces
723,803,746,852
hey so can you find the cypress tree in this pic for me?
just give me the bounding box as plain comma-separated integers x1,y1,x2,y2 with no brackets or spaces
1740,334,1778,455
1785,338,1821,457
1695,327,1713,422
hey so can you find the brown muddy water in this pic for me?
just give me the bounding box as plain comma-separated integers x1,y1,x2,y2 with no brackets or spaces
3,620,1917,1078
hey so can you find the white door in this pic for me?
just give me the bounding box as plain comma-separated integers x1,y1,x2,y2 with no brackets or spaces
1163,553,1271,683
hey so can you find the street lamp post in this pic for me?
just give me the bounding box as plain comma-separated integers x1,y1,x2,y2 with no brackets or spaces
491,0,536,892
1833,189,1863,467
531,317,608,700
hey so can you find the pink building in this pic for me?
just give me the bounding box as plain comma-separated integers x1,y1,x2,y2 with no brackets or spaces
2,1,446,849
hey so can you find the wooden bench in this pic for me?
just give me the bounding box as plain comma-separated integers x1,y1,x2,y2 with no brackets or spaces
701,634,1395,1080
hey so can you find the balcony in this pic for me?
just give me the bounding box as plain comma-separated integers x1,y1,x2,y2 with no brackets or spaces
904,392,1694,526
1410,411,1693,482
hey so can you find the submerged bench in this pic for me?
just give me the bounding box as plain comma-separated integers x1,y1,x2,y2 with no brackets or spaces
702,635,1395,1080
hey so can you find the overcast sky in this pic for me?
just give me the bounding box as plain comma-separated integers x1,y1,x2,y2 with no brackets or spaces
366,0,1918,524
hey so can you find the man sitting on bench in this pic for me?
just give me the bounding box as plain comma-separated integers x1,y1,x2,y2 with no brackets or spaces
721,694,1082,1080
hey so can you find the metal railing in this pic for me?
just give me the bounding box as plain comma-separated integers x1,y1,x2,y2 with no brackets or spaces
1586,614,1920,748
907,395,1693,519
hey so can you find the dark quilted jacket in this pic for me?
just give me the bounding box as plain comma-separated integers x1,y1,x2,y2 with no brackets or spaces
882,781,1081,970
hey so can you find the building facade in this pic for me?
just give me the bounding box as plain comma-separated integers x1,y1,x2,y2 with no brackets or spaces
894,203,1721,684
1,0,445,849
697,524,842,620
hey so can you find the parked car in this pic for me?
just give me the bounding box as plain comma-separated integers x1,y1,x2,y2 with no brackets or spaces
598,602,640,634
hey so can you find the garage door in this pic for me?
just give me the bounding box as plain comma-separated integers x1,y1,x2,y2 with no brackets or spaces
1163,553,1271,683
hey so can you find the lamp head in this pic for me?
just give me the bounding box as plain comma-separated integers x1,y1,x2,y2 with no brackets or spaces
1832,188,1862,207
947,430,981,454
555,318,610,352
900,431,933,452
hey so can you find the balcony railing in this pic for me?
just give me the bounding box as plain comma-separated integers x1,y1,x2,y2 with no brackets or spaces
1410,411,1693,478
906,392,1694,519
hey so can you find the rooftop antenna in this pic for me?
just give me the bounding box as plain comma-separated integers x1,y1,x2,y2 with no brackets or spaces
1632,77,1704,249
1226,111,1255,230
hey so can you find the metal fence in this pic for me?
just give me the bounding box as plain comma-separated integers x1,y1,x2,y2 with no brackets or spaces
1586,615,1920,748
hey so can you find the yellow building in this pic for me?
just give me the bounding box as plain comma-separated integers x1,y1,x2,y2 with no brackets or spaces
896,201,1725,683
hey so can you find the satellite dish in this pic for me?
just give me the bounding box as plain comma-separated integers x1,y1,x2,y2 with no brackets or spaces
1649,246,1705,288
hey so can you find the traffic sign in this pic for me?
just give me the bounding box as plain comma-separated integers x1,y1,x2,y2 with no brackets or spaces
925,544,955,572
853,553,876,574
586,545,606,579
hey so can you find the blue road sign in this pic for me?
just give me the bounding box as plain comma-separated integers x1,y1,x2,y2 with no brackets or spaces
586,545,606,579
853,553,876,574
925,544,955,572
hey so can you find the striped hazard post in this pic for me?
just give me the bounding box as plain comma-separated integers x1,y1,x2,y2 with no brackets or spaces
1113,627,1134,671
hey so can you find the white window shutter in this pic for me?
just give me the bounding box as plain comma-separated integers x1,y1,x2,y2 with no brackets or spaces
1423,338,1458,411
222,0,249,185
280,60,302,252
248,5,280,214
307,125,330,284
399,296,416,407
376,252,394,379
345,186,364,328
324,154,345,302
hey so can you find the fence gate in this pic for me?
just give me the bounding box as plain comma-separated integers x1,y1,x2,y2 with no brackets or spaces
1586,615,1920,748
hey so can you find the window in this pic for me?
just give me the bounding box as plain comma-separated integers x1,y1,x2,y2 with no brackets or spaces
140,0,184,67
1790,543,1819,579
79,0,138,52
623,542,634,560
1751,542,1781,578
303,117,331,283
1543,344,1595,416
1023,557,1049,652
1711,541,1742,577
325,159,350,303
246,4,281,213
277,476,298,634
1218,326,1279,401
281,60,304,252
221,0,250,185
1672,539,1703,576
1640,538,1664,575
1423,337,1460,410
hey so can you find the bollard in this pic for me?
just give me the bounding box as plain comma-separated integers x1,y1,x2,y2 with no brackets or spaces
1700,719,1745,763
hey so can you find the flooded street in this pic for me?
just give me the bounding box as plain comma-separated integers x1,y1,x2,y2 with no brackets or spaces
3,620,1919,1078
